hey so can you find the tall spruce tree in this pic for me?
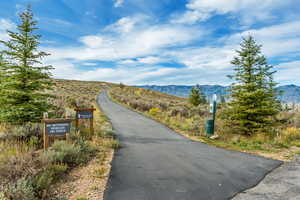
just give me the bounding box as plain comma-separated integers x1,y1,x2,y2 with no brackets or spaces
0,6,53,123
0,55,8,107
226,36,280,135
189,85,206,106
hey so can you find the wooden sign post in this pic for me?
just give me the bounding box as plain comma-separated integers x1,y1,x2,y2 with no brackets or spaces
42,118,73,150
74,106,96,136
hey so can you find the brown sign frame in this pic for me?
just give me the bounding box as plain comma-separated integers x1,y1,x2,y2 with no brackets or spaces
42,118,74,150
74,106,96,136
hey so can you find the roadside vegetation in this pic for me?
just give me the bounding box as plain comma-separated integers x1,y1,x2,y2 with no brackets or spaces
0,6,118,200
0,79,119,200
110,37,300,161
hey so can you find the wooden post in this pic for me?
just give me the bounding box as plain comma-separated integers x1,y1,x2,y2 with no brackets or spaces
75,107,79,132
43,117,49,151
90,106,94,136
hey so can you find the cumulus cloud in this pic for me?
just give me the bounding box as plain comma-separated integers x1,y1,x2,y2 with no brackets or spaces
46,18,205,62
223,20,300,57
45,15,300,85
172,0,294,26
114,0,124,8
275,61,300,85
0,19,15,41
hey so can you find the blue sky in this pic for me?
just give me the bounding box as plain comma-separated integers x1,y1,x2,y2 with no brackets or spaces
0,0,300,86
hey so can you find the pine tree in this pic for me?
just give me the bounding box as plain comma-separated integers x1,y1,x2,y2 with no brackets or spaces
189,85,206,106
225,36,280,135
0,6,54,123
0,55,6,82
0,55,8,109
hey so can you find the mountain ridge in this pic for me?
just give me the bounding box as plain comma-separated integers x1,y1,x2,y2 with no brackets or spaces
138,84,300,103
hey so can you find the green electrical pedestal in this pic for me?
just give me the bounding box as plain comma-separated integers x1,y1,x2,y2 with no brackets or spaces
206,120,214,136
206,94,217,136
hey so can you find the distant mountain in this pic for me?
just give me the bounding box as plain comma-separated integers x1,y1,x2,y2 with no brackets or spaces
138,84,300,103
277,85,300,103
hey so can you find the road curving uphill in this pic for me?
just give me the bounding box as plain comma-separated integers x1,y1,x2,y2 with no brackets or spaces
97,92,282,200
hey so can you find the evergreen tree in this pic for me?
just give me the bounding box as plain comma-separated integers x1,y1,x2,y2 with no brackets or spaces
225,36,280,135
0,6,53,123
0,55,6,82
189,85,206,106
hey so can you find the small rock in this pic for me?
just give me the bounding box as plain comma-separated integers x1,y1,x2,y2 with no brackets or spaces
210,135,219,140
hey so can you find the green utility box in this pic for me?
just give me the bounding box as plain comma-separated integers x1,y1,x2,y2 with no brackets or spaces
206,120,215,136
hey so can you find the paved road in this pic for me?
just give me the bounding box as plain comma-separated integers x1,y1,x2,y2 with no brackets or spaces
97,92,282,200
234,155,300,200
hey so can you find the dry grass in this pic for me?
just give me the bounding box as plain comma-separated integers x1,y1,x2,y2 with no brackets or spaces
0,79,118,200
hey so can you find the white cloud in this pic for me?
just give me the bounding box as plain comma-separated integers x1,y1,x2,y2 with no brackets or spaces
138,56,168,64
223,20,300,57
106,17,136,33
44,15,300,85
119,59,137,65
172,0,294,26
114,0,124,8
81,62,98,66
118,56,168,66
275,61,300,85
0,19,15,41
46,21,204,62
166,46,235,70
167,20,300,73
104,16,147,34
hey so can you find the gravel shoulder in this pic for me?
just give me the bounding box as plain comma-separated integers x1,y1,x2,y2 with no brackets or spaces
233,155,300,200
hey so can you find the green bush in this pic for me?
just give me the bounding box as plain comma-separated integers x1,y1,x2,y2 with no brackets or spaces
39,140,97,167
0,152,36,185
50,141,82,166
100,126,114,138
33,164,67,196
38,150,66,166
1,177,37,200
0,123,41,144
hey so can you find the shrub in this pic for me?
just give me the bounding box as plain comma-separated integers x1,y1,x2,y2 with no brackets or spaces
280,127,300,144
103,139,119,149
1,177,37,200
0,151,36,185
49,141,82,166
0,123,41,145
94,167,107,178
33,164,67,197
100,126,114,138
40,140,97,167
149,107,161,116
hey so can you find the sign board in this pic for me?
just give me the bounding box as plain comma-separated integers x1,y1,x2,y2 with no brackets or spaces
77,110,93,119
74,107,96,136
46,122,71,135
42,118,74,150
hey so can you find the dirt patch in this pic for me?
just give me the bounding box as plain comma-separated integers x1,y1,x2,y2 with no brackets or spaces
50,149,113,200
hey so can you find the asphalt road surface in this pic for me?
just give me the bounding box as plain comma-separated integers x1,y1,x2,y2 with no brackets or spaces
233,155,300,200
97,92,282,200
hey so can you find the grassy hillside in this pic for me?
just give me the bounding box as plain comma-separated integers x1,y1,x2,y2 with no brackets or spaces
0,79,118,200
111,85,300,161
